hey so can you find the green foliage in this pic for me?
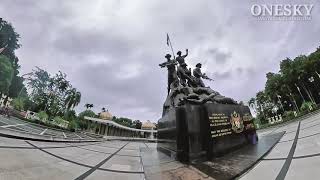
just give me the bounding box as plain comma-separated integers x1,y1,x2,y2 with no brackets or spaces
65,88,81,110
78,110,96,130
112,116,133,127
27,67,81,116
38,111,48,121
250,46,320,124
300,101,314,112
0,55,14,94
64,110,76,122
9,75,25,98
132,120,142,129
84,103,94,109
0,18,24,98
12,97,25,111
68,119,78,132
283,111,295,121
78,110,96,119
53,116,65,124
0,18,21,61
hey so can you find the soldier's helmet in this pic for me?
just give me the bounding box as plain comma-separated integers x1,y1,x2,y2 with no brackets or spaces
165,54,171,58
177,51,182,56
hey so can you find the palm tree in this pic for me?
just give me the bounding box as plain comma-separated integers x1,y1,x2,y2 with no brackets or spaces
85,103,94,109
65,88,81,110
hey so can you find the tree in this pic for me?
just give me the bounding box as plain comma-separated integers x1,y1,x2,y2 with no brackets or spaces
0,18,24,98
132,120,142,129
0,18,21,61
250,46,320,124
65,88,81,110
64,110,76,122
0,55,14,94
85,103,94,109
27,67,51,112
112,116,133,127
78,110,96,130
27,67,81,116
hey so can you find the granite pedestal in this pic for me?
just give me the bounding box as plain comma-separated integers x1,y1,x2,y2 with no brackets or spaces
157,103,257,162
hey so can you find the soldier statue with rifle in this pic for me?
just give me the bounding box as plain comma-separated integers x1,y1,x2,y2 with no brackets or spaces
193,63,213,87
159,54,178,95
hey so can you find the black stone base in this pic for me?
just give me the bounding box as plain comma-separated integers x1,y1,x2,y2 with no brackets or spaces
157,103,258,162
192,132,285,180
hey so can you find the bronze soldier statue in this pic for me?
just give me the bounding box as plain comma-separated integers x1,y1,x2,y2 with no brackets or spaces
159,54,178,95
193,63,213,87
177,62,197,87
176,49,188,65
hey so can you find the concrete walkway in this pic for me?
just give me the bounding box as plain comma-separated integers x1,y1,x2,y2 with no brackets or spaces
240,111,320,180
1,111,320,179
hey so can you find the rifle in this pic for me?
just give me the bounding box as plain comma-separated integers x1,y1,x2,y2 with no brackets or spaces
202,73,213,81
159,60,177,68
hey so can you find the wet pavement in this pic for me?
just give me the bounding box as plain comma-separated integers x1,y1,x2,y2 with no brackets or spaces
1,111,320,179
240,111,320,180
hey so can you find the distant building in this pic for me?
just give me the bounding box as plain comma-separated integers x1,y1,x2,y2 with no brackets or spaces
85,111,157,139
141,120,156,139
141,120,156,130
99,110,112,120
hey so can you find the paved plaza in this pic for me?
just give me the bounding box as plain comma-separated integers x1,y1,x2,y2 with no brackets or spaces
0,112,320,179
0,116,101,140
240,111,320,180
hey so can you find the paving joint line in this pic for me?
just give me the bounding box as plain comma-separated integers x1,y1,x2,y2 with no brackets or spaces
0,123,28,128
275,121,301,180
25,141,142,175
74,142,130,180
39,128,48,135
66,143,141,157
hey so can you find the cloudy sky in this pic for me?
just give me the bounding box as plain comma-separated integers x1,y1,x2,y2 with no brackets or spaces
1,0,319,122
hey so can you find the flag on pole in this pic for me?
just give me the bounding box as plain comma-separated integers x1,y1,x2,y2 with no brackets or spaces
166,33,170,46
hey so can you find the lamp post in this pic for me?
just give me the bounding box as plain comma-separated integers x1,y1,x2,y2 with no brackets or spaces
309,76,320,103
295,83,305,103
298,76,315,104
16,72,34,98
277,94,285,112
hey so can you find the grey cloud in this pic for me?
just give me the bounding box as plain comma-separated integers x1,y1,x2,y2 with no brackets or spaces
207,48,232,65
1,0,320,121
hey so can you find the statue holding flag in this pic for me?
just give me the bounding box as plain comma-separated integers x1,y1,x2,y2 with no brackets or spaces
160,34,237,115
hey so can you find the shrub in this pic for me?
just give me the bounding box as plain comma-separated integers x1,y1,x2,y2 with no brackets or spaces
283,111,295,121
53,116,65,124
300,101,314,112
37,111,48,121
68,119,78,132
12,97,25,111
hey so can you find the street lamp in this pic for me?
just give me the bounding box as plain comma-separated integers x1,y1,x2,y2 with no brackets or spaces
309,76,315,83
308,76,319,104
298,76,315,104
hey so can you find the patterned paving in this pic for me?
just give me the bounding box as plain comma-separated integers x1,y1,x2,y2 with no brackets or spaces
0,115,101,140
2,111,320,179
240,111,320,180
